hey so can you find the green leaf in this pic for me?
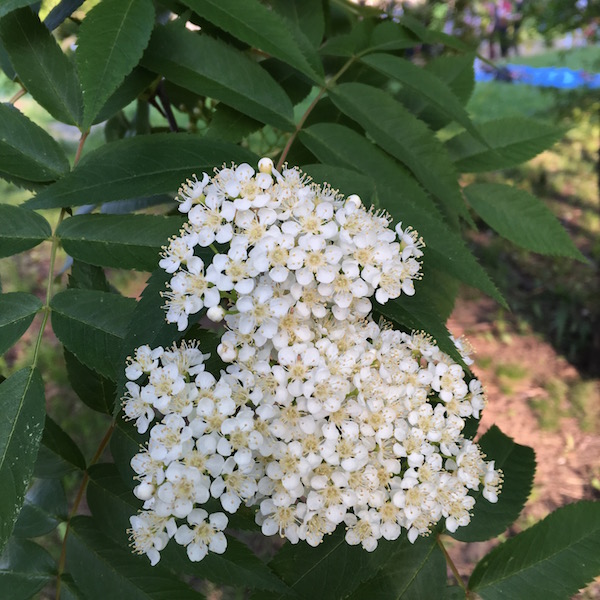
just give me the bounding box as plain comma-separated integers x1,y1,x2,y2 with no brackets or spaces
0,367,45,553
0,538,55,600
300,164,377,203
425,53,475,107
399,15,473,52
0,292,42,356
33,415,86,478
0,204,51,257
300,124,505,305
374,294,464,366
267,528,397,599
67,260,111,293
451,426,535,543
377,185,504,307
166,538,289,594
64,350,116,414
67,516,205,599
13,478,67,538
269,0,324,47
142,25,294,131
109,420,139,485
181,0,323,82
25,133,257,210
0,0,37,18
319,20,373,58
330,82,469,222
0,103,70,182
400,53,475,132
204,104,262,144
50,289,136,380
469,501,600,599
57,214,185,271
365,21,420,53
87,463,140,545
446,117,563,173
464,183,585,260
0,8,82,126
76,0,155,130
348,536,445,600
361,54,481,141
94,67,156,125
59,573,86,600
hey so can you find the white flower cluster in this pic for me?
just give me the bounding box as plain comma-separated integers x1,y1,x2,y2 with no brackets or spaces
123,159,501,566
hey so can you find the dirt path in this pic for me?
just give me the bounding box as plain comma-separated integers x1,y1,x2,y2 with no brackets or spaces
445,295,600,594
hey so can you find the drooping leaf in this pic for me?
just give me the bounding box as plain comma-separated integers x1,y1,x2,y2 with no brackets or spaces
13,478,67,538
181,0,324,82
0,292,42,356
451,426,535,542
67,516,204,599
50,289,136,380
300,124,505,306
469,501,600,599
64,350,116,414
33,416,86,479
361,53,481,141
0,204,51,257
330,83,469,222
446,117,563,173
25,134,257,210
0,8,82,126
0,0,37,18
142,24,294,131
269,0,325,47
57,214,185,271
0,537,55,600
464,183,585,261
76,0,155,130
348,535,446,600
0,103,70,182
0,367,45,553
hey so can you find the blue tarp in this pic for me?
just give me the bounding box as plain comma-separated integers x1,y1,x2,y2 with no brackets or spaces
474,61,600,89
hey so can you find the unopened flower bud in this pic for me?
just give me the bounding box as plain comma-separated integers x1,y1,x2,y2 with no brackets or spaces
134,481,155,501
258,157,273,174
207,306,225,322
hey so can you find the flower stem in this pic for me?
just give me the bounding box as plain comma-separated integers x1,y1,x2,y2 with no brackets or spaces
30,130,89,369
9,86,26,104
74,130,90,166
55,421,116,600
276,57,356,170
437,534,469,596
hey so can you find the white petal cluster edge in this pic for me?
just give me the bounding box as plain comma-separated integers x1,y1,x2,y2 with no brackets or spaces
122,158,501,565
